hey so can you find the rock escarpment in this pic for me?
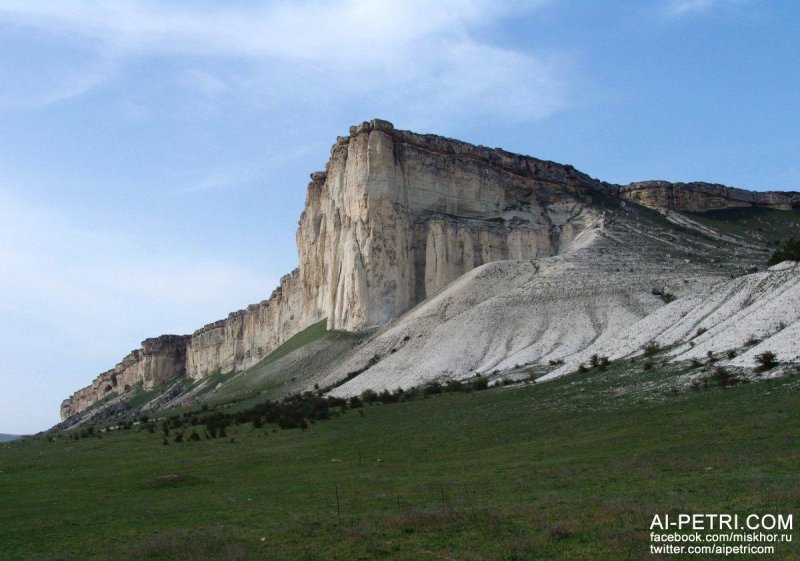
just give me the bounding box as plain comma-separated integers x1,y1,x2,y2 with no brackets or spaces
620,181,800,212
182,120,603,381
60,119,798,421
62,119,603,420
60,335,189,419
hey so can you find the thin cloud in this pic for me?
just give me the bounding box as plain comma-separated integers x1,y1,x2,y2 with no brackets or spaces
663,0,717,16
0,0,565,125
660,0,755,18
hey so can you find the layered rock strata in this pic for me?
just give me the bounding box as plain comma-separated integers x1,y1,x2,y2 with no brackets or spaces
60,335,189,419
62,119,604,419
60,119,798,420
620,181,800,212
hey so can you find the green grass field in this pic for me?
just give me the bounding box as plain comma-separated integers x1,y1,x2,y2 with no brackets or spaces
2,364,799,561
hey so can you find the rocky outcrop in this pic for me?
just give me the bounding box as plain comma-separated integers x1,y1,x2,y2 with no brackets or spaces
299,119,604,332
181,119,607,376
620,181,800,212
60,335,188,420
542,261,800,380
60,119,799,420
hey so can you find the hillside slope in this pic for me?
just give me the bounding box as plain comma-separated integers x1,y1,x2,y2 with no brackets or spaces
542,261,800,381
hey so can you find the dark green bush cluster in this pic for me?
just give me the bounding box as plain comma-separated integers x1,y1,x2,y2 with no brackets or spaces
711,366,740,388
651,287,676,304
589,354,610,370
767,238,800,266
642,341,660,357
69,426,99,440
755,350,778,372
361,376,490,404
155,375,493,444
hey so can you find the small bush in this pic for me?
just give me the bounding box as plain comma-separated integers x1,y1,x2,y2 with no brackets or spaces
423,382,443,395
651,287,676,303
642,341,660,357
767,238,800,266
726,349,737,360
445,380,463,393
696,327,707,337
578,364,588,374
643,361,654,371
712,366,739,388
755,351,778,372
744,336,761,347
469,376,489,392
690,357,702,368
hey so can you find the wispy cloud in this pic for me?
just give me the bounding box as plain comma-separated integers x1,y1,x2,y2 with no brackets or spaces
0,0,565,125
660,0,755,18
662,0,717,17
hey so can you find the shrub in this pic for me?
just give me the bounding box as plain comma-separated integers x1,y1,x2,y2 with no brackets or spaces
189,431,201,442
642,341,660,357
744,336,761,347
643,361,654,371
712,366,739,388
598,356,610,371
470,376,489,392
767,238,800,266
445,380,463,393
578,364,588,374
696,327,707,337
590,354,600,368
690,357,702,368
423,382,443,395
726,349,737,360
652,287,676,304
755,351,778,372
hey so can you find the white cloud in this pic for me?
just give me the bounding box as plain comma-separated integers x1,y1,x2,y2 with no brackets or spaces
0,0,565,124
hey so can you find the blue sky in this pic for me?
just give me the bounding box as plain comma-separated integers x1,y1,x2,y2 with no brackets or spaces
1,0,798,434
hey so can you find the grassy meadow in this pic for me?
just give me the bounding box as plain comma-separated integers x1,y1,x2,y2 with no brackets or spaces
1,363,799,561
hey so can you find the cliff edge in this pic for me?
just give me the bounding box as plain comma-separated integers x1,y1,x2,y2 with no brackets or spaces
60,119,798,422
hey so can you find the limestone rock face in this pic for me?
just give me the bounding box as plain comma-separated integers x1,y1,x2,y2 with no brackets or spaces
620,181,800,212
184,119,605,374
62,120,602,418
60,119,799,421
299,119,603,331
60,335,188,420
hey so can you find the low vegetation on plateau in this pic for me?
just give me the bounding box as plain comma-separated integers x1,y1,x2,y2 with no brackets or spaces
3,357,799,561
